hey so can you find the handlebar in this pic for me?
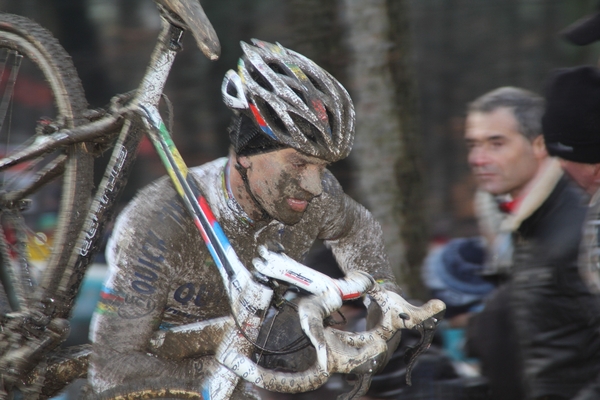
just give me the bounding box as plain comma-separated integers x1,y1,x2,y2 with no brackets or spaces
151,257,445,395
217,283,444,393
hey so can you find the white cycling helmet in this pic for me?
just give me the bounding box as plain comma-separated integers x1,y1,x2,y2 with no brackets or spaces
222,39,355,163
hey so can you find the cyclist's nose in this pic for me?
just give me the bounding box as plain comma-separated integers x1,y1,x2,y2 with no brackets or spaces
299,166,323,197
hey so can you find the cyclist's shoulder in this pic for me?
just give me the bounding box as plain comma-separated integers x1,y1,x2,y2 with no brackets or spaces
188,157,228,177
111,158,228,241
316,168,344,202
125,157,227,210
313,169,361,215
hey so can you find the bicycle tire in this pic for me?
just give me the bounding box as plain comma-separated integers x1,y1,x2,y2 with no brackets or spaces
89,378,258,400
0,13,93,315
91,379,205,400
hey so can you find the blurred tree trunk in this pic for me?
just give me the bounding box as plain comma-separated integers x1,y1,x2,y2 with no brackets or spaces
284,0,356,192
285,0,346,77
287,0,427,298
341,0,428,299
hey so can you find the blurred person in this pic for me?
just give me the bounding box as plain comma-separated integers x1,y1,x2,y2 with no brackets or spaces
542,66,600,197
463,87,600,400
560,1,600,48
541,65,600,400
422,237,494,328
422,237,494,368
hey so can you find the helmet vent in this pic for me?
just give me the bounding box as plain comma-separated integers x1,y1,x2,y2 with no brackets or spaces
256,98,287,134
326,109,335,135
291,114,319,143
249,67,273,92
226,81,238,97
306,73,324,93
267,62,286,76
291,88,306,105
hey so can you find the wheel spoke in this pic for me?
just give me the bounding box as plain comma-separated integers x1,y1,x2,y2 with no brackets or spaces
0,217,16,313
6,211,35,309
0,50,22,134
3,154,66,204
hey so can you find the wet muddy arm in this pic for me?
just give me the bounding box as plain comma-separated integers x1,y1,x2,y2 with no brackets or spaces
87,192,205,393
316,173,399,293
87,237,199,393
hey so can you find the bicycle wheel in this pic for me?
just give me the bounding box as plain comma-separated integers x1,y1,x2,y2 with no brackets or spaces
90,379,256,400
0,13,93,316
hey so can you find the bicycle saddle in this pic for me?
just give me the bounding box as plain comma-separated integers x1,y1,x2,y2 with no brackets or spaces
155,0,221,60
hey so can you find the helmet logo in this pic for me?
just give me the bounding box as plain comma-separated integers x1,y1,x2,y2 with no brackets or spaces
249,103,277,139
286,63,306,81
311,99,330,129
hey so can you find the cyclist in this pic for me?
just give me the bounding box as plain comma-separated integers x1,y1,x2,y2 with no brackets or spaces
87,39,402,399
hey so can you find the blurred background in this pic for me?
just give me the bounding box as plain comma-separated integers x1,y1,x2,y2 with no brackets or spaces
0,0,598,302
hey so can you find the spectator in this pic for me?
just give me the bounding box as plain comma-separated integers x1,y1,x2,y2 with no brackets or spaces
422,237,495,368
560,1,600,47
463,86,600,400
422,237,494,325
542,66,600,197
541,65,600,400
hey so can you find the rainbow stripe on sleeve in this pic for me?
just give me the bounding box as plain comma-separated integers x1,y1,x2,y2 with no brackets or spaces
94,287,124,315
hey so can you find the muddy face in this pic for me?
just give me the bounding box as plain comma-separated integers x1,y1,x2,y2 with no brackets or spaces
241,148,327,225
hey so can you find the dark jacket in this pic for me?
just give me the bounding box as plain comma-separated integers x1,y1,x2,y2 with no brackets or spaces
466,283,525,400
509,176,600,399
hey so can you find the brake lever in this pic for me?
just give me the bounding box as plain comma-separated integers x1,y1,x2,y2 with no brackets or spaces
403,310,444,385
338,373,373,400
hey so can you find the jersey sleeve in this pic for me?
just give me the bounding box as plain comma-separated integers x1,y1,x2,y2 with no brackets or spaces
88,179,205,393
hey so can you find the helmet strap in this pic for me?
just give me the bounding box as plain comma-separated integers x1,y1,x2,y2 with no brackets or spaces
234,158,271,221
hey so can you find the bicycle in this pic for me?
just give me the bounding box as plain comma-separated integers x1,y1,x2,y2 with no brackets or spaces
0,1,445,399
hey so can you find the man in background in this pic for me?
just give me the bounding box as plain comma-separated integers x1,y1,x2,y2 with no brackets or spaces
541,64,600,400
542,66,600,197
464,87,600,400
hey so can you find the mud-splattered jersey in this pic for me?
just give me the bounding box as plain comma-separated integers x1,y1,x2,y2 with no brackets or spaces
88,157,395,395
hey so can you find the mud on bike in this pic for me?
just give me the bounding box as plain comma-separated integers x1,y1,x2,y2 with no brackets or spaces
0,1,445,398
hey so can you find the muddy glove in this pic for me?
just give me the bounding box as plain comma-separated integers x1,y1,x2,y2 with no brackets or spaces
364,280,402,373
